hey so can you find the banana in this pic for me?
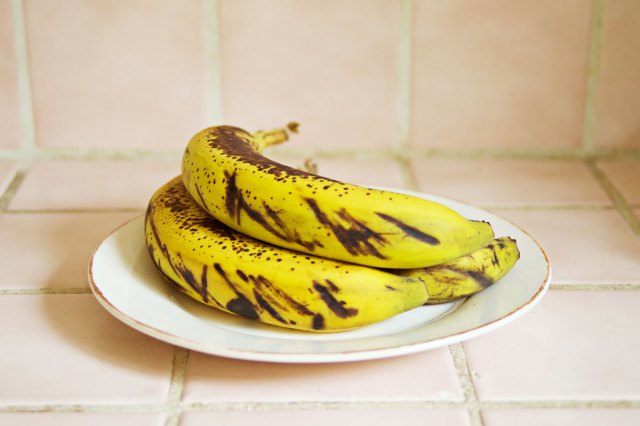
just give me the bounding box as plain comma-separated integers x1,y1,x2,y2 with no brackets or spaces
394,237,520,304
181,124,495,268
145,176,430,332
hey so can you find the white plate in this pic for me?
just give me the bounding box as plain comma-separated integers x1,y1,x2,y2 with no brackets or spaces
88,189,550,363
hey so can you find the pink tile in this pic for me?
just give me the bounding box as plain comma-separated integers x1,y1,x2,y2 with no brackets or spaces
411,0,591,149
0,0,22,150
184,349,462,402
483,408,640,426
493,208,640,284
182,409,470,426
24,0,208,149
0,212,137,289
0,160,20,194
465,291,640,400
594,0,640,148
0,413,166,426
219,0,400,149
412,159,609,206
0,294,174,404
9,159,180,210
597,159,640,204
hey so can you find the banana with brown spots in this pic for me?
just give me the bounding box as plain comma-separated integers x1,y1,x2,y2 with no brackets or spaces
145,177,430,332
181,124,495,269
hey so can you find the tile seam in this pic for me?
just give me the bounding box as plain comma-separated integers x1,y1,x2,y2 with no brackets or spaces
396,155,418,191
586,159,640,238
10,0,37,154
1,147,639,161
1,283,639,296
1,204,631,215
0,166,29,212
549,283,640,291
0,288,92,295
181,401,468,412
5,208,144,214
183,399,640,411
395,0,413,151
581,0,605,153
0,148,182,160
449,343,484,426
479,203,615,211
204,0,223,124
0,403,170,414
2,399,639,414
479,399,640,409
163,347,190,426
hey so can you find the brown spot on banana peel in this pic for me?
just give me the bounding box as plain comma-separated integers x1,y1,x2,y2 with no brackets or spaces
375,212,440,245
224,169,323,251
213,263,259,320
253,289,288,324
205,126,332,180
306,198,387,259
312,280,358,319
145,205,180,277
249,274,315,317
156,266,225,309
312,313,325,330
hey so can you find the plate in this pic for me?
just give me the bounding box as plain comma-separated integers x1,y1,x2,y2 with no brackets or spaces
88,189,550,363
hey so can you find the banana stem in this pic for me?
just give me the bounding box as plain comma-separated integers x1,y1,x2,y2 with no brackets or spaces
253,122,299,149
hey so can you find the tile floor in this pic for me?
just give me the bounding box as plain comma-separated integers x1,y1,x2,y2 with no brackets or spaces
0,155,639,426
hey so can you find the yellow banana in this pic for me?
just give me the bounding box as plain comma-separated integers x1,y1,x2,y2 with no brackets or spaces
181,124,495,268
145,176,429,332
394,237,520,304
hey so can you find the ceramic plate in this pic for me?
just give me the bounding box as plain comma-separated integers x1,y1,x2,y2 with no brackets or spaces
88,189,550,363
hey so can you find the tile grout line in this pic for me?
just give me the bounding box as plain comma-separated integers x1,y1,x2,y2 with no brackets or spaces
163,347,190,426
0,403,170,414
1,203,635,216
184,400,469,412
550,283,640,291
585,159,640,239
2,398,639,414
395,0,413,152
10,0,37,156
204,0,223,124
0,288,92,295
581,0,605,154
449,343,484,426
1,146,639,161
0,166,29,212
480,399,640,409
1,283,638,296
5,208,145,214
0,148,182,160
397,155,418,191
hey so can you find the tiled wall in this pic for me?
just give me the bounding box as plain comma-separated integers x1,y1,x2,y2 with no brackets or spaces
1,0,639,154
1,1,640,426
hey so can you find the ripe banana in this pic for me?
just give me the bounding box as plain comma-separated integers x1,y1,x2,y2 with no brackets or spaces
181,124,495,268
145,176,430,332
393,237,520,304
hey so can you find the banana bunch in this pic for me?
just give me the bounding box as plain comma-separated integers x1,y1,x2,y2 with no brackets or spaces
144,124,521,332
146,177,429,332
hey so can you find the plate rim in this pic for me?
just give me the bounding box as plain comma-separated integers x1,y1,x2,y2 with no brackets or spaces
88,189,551,363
